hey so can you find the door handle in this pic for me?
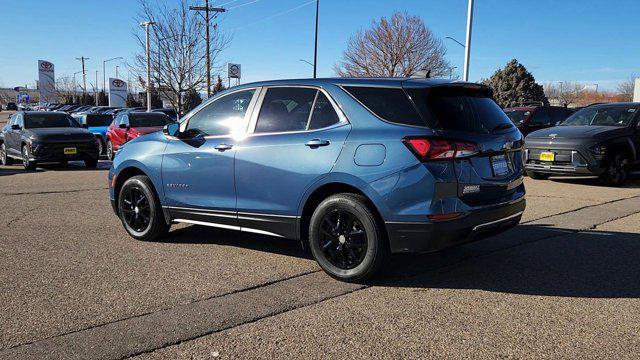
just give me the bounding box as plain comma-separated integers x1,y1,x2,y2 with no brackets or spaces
305,139,330,148
215,143,233,151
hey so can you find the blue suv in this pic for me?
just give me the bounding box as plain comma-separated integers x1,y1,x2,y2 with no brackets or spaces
108,78,525,281
72,113,114,155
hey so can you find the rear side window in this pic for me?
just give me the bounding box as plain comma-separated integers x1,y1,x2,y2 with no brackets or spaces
308,92,340,130
255,87,317,133
343,86,425,127
529,108,551,125
413,87,513,134
129,113,173,127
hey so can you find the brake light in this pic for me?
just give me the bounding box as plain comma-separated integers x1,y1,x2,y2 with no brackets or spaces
403,137,479,161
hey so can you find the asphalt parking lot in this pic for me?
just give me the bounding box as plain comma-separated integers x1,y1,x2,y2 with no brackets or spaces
1,160,639,359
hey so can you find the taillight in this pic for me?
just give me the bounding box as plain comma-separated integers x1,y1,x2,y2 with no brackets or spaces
402,137,479,161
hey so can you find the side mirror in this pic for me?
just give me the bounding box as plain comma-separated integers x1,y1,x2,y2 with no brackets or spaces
163,122,181,137
118,123,128,129
11,124,20,130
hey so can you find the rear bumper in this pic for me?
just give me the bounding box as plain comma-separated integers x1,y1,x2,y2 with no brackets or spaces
385,197,526,253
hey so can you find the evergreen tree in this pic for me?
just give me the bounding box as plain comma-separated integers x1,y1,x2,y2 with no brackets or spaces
183,89,202,113
482,59,548,108
126,94,143,107
212,75,226,95
98,91,108,106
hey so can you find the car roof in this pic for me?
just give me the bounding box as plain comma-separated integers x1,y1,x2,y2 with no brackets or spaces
588,102,640,108
238,77,475,88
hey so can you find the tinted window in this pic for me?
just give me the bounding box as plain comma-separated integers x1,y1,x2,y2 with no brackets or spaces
504,110,530,125
24,113,79,129
344,86,424,127
308,92,340,130
423,87,513,134
255,87,317,133
549,108,572,125
561,106,638,127
129,113,174,127
529,108,551,125
86,114,113,127
186,89,255,136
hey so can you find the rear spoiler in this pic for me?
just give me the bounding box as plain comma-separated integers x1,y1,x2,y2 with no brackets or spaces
401,80,494,98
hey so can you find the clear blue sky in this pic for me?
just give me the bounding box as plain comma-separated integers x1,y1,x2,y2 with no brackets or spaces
0,0,638,91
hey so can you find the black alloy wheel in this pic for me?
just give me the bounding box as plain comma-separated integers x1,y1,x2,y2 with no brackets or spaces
309,193,388,282
601,153,630,186
318,209,368,270
118,175,169,240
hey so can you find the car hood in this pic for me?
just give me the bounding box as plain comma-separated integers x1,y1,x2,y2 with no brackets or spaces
25,128,96,143
526,125,632,141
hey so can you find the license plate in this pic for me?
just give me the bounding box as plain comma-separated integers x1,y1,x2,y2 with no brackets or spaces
64,147,77,155
491,154,510,176
539,152,554,162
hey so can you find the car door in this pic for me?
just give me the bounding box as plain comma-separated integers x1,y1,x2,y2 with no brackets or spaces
234,86,351,239
7,114,24,156
161,88,259,228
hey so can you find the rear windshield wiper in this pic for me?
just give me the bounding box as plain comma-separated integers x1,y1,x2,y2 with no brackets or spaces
492,123,513,132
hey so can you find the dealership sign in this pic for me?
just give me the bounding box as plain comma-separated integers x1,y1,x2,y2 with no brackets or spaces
38,60,56,104
228,63,241,79
108,78,128,107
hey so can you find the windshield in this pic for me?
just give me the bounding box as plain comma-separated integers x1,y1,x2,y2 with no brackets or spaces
560,106,638,127
505,110,530,125
130,113,174,127
24,114,80,129
86,115,113,127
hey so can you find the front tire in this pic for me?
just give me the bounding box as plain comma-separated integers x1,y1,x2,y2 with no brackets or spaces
526,171,551,180
600,153,630,186
22,145,36,170
0,143,13,165
118,175,169,241
309,193,388,282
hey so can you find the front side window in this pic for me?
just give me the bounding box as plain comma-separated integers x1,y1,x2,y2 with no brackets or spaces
255,87,317,133
186,89,255,136
504,110,530,125
561,106,638,127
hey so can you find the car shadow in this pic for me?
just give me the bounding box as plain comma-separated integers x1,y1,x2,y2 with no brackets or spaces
549,176,640,189
161,223,640,298
0,167,43,176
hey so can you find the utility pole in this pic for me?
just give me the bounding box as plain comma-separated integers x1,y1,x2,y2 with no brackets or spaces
462,0,474,82
313,0,319,78
95,70,99,105
75,56,89,103
140,21,156,111
190,1,226,97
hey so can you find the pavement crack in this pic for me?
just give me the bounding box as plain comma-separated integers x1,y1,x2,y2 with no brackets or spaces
521,194,640,224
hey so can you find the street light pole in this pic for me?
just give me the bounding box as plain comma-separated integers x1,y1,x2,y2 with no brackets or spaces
95,70,99,106
103,57,123,95
313,0,319,78
462,0,474,82
115,65,119,79
140,21,156,112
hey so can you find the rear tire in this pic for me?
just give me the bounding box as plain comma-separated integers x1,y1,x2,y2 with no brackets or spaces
600,152,630,187
526,171,551,180
118,175,169,241
22,145,36,171
309,193,388,282
0,143,13,165
106,140,114,161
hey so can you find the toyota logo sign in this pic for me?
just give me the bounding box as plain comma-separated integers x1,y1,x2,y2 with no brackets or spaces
112,79,125,88
40,61,53,71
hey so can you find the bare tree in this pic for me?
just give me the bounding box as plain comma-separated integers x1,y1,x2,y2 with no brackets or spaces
133,0,230,113
543,81,585,107
616,74,637,102
334,12,450,78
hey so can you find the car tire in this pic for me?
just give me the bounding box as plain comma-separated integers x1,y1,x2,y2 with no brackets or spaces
85,159,98,168
96,138,104,156
106,140,114,161
22,145,36,171
600,152,630,187
118,175,169,241
0,143,13,165
309,193,388,282
526,171,551,180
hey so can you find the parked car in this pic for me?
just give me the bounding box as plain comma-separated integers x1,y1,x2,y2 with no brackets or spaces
6,102,18,111
0,111,100,170
108,78,526,281
504,105,574,136
105,111,174,160
152,108,178,121
524,103,640,185
72,113,114,155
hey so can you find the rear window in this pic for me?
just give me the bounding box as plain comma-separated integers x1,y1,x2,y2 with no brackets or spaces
86,114,113,127
343,86,425,127
129,113,174,127
412,87,514,134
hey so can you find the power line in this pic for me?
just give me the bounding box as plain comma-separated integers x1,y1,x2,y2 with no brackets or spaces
231,0,315,31
227,0,261,10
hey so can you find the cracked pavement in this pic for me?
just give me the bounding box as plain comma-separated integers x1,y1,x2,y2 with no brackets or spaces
1,162,639,359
